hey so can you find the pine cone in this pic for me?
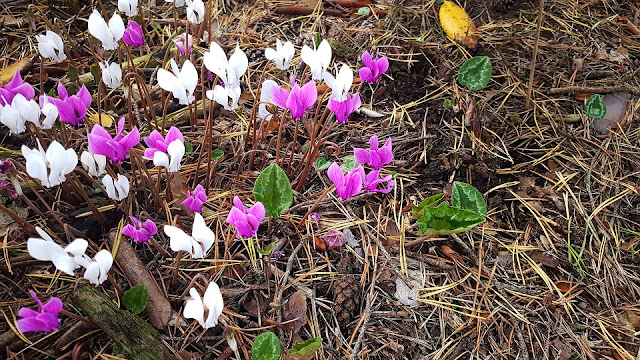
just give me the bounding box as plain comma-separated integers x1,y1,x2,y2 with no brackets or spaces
333,274,360,328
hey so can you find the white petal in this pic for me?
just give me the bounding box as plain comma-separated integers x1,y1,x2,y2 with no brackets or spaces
229,44,248,82
103,174,116,199
183,288,205,327
192,213,214,255
203,282,224,328
167,139,185,172
153,151,170,169
94,250,113,284
115,174,129,200
88,10,115,50
317,39,332,70
41,102,58,129
165,225,196,255
24,145,50,186
258,80,276,120
212,85,230,110
36,226,54,242
27,237,58,261
52,254,77,276
179,60,198,103
1,105,25,134
108,12,125,42
264,47,277,61
83,262,100,284
65,239,88,256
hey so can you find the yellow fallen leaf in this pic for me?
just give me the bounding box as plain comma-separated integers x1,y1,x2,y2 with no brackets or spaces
88,112,114,128
439,1,479,49
0,57,34,85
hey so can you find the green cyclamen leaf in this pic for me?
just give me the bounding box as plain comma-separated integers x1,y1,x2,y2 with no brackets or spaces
211,149,224,160
340,155,357,173
253,163,293,219
451,181,487,217
122,284,148,314
585,94,607,120
416,202,486,235
315,157,331,171
288,337,323,358
256,242,275,256
458,56,493,91
252,332,281,360
357,7,370,15
411,193,444,219
184,140,193,155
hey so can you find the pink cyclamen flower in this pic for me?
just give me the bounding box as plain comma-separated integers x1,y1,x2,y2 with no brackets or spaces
182,184,207,213
0,70,35,106
271,77,317,120
328,93,361,123
88,117,140,163
143,126,184,158
173,33,192,56
354,135,393,170
122,20,144,48
359,50,389,83
0,159,14,174
327,162,365,200
122,216,157,243
321,229,345,249
46,83,92,126
363,170,394,194
226,197,265,238
17,290,62,334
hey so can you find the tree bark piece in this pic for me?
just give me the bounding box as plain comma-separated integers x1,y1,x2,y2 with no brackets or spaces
69,286,168,360
109,233,174,329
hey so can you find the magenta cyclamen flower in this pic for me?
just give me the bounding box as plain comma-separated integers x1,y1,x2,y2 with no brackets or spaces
271,77,317,120
88,117,140,163
226,197,265,238
173,33,192,56
0,159,14,174
47,83,92,126
328,93,361,123
0,70,35,106
354,135,393,170
327,162,364,200
122,20,144,48
122,216,157,243
364,170,394,194
17,290,62,334
359,50,389,83
182,184,207,213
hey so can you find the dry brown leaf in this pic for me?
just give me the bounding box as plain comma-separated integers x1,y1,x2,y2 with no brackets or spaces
88,113,114,128
282,289,307,334
0,56,34,85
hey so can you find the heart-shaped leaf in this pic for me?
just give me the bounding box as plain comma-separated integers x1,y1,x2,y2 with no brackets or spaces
184,140,193,155
211,149,224,160
122,284,148,314
340,155,357,172
253,163,293,219
252,332,281,360
315,157,331,171
411,193,444,219
288,337,323,359
585,94,607,119
458,56,492,90
416,202,486,235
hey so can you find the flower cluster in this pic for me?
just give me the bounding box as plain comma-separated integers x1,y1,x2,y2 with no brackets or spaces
328,135,395,200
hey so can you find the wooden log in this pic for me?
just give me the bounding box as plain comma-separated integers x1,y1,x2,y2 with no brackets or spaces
69,286,168,360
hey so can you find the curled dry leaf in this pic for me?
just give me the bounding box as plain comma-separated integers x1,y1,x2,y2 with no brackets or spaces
0,56,34,85
109,232,173,329
439,1,480,49
282,289,307,334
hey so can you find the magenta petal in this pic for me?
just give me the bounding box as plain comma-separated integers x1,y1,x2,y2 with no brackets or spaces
245,214,260,234
361,51,373,68
369,135,379,150
377,56,389,76
122,224,136,238
57,83,68,100
13,83,35,102
354,148,370,165
226,206,246,226
55,100,76,124
377,148,393,167
327,162,345,190
88,133,113,159
18,317,48,333
42,297,63,314
35,313,60,331
247,202,265,223
271,84,290,110
232,197,244,212
120,126,140,152
77,85,92,108
299,80,318,111
233,221,254,238
143,220,157,235
165,126,184,143
144,130,164,149
18,307,39,318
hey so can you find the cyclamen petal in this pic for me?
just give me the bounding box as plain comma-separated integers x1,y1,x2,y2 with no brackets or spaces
88,10,125,51
359,50,389,83
164,213,215,259
0,70,35,106
184,282,223,329
265,38,295,70
122,216,157,243
122,20,144,47
182,184,207,213
327,162,364,200
17,291,63,334
36,31,67,63
301,39,332,81
226,197,265,238
88,117,140,163
22,140,77,188
271,77,317,120
327,93,361,123
157,59,197,105
118,0,138,17
353,135,393,170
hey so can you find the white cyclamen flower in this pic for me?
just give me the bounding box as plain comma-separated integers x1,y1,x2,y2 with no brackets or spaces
322,63,353,102
265,39,295,70
28,226,88,276
186,0,204,24
40,96,59,129
301,39,332,81
164,212,215,259
75,249,113,285
88,10,125,51
118,0,138,17
35,31,67,63
0,94,40,134
258,79,277,121
103,173,129,201
100,61,122,89
206,85,240,111
183,282,224,329
81,151,107,177
157,59,198,105
153,139,185,172
203,42,248,89
22,140,78,188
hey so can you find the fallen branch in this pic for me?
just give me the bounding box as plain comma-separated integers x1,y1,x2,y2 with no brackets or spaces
548,85,640,96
